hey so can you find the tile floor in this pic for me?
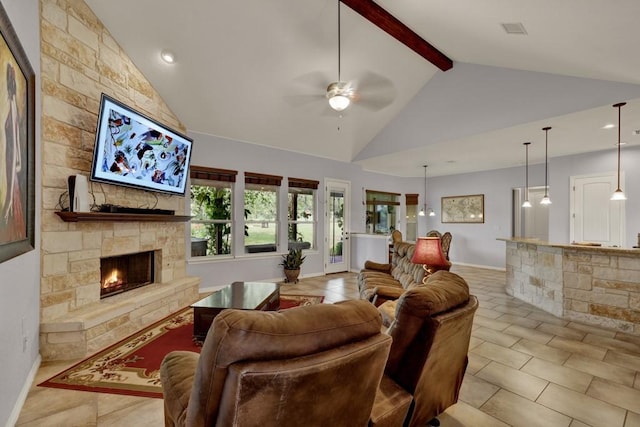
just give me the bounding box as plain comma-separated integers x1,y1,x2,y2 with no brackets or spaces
15,265,640,426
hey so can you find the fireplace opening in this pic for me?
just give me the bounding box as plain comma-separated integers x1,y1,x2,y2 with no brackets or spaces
100,251,155,299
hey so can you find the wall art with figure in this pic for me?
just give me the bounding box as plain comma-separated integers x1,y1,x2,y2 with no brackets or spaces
0,2,35,264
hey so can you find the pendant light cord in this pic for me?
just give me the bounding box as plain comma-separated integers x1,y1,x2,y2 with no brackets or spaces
524,142,530,200
616,103,624,190
423,165,427,212
542,127,551,197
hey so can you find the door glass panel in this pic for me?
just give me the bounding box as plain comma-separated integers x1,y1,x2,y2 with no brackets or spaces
328,190,344,265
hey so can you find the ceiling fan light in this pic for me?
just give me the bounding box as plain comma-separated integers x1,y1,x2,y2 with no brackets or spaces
328,94,350,111
611,189,627,201
160,50,176,64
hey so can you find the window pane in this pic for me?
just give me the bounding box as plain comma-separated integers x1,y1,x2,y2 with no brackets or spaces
190,182,233,257
288,188,315,250
365,190,399,234
244,184,278,253
190,221,232,256
190,182,232,220
406,204,417,242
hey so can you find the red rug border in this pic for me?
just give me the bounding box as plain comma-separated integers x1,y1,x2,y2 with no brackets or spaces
38,294,325,398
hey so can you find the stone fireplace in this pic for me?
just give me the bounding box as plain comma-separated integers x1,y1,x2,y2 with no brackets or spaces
39,217,200,361
38,0,200,361
100,250,156,298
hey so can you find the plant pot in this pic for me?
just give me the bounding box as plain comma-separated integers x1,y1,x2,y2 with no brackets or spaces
284,268,300,284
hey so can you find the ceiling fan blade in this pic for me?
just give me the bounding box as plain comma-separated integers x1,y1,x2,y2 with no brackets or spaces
284,71,333,110
351,71,396,111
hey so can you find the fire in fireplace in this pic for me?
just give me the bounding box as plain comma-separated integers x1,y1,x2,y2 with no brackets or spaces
100,251,155,298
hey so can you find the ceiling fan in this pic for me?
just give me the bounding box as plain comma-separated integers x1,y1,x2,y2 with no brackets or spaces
286,1,395,114
326,0,352,112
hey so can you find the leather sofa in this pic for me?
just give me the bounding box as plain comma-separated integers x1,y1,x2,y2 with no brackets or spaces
160,299,392,427
373,270,479,427
357,240,425,305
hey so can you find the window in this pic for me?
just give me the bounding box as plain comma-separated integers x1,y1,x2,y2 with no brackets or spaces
190,166,236,257
405,193,418,241
288,178,319,251
244,172,282,254
365,190,400,234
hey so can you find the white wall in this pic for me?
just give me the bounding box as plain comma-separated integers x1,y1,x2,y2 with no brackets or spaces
424,145,640,269
185,131,419,288
549,145,640,247
0,0,41,425
186,131,640,277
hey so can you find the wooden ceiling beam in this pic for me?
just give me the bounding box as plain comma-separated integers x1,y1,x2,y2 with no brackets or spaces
340,0,453,71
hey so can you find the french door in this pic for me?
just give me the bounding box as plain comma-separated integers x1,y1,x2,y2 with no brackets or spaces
324,179,350,274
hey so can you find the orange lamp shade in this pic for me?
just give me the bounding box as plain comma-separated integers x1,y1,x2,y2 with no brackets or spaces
411,237,449,267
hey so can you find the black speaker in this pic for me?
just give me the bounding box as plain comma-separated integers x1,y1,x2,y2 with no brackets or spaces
68,175,76,212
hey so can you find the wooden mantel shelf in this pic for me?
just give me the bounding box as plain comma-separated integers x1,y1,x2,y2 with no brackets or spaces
55,211,192,223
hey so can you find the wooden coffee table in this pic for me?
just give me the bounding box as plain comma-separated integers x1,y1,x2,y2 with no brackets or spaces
191,281,280,340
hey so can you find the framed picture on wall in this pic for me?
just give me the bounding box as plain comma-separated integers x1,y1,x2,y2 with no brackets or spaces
0,2,36,264
441,194,484,224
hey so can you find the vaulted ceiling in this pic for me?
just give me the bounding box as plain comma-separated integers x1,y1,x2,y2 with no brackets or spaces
85,0,640,177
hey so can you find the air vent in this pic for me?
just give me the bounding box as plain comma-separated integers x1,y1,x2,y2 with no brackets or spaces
501,22,528,35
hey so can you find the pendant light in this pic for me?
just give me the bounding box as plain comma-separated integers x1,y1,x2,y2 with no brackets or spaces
327,1,350,111
540,127,552,205
522,142,532,208
611,102,627,201
418,165,427,216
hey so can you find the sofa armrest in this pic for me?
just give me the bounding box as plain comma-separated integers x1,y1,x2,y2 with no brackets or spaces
364,260,392,273
373,286,406,300
371,286,407,306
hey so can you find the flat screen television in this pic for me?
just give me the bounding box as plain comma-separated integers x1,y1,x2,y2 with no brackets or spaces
90,94,193,196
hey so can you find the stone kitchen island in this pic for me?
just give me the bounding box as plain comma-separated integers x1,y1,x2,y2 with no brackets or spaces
499,238,640,336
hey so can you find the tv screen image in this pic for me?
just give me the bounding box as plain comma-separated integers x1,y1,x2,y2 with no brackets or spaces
90,94,193,196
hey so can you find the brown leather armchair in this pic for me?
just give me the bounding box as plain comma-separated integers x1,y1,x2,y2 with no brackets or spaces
160,300,392,427
372,271,479,427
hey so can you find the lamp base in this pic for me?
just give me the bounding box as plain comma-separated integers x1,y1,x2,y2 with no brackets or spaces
420,264,451,284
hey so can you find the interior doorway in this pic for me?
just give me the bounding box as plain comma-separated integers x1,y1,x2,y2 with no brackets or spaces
513,186,549,241
324,179,350,274
570,172,624,247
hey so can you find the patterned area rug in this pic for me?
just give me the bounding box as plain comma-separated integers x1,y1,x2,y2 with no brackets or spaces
38,294,324,398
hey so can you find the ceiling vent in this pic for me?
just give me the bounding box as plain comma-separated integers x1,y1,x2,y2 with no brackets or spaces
501,22,528,35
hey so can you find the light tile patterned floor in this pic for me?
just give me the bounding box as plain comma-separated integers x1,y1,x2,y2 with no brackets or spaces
16,265,640,426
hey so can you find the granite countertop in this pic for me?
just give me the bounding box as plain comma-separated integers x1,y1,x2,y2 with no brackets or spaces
498,237,640,254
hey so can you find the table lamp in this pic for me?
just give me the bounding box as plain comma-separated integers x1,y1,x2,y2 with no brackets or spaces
411,237,451,284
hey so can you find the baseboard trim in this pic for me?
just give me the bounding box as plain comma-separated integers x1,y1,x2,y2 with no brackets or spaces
6,354,41,427
453,262,506,272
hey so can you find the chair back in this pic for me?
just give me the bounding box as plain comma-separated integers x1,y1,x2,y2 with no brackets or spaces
384,271,478,427
441,232,452,260
187,300,391,427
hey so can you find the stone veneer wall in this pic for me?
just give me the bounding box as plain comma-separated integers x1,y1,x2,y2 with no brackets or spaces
505,241,564,317
562,248,640,335
39,0,199,360
506,240,640,336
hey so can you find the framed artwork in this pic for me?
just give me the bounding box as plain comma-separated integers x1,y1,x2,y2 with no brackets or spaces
441,194,484,224
0,2,35,263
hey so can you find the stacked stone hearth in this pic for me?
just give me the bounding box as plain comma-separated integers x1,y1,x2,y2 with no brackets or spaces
39,0,199,360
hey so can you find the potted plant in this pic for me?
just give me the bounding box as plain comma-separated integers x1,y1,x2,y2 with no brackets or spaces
280,248,305,283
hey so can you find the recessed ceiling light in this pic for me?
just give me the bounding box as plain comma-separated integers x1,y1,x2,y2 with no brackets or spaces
160,50,176,64
602,123,615,129
501,22,527,35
